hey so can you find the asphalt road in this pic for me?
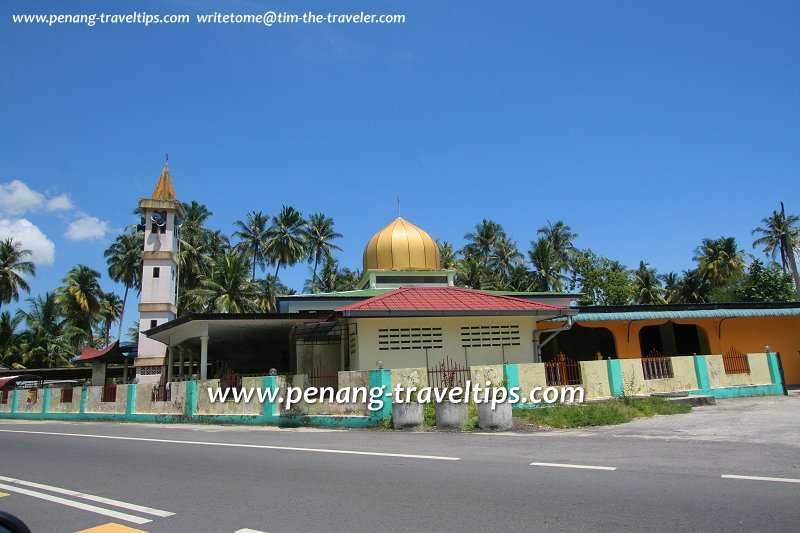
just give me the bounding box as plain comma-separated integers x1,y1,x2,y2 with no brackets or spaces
0,394,798,532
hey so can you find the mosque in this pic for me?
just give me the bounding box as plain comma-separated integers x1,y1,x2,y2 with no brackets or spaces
119,166,800,386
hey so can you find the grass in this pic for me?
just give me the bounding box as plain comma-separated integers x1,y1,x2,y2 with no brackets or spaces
423,403,436,426
512,396,691,429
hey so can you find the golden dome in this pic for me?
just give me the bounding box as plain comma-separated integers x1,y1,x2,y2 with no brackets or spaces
363,217,441,271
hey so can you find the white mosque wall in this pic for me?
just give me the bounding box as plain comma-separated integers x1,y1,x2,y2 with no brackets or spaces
140,258,176,305
350,315,541,370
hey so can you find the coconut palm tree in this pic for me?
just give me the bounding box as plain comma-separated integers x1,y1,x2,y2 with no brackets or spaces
233,211,270,279
676,269,711,304
660,272,681,303
490,236,523,279
633,261,666,304
0,311,22,367
693,237,748,288
265,205,307,279
176,202,221,313
436,240,458,269
56,265,103,342
302,213,343,280
456,257,489,290
127,320,141,344
0,238,36,311
98,292,123,346
104,228,143,339
506,264,535,292
752,203,800,299
537,220,578,272
463,219,505,262
16,292,75,368
528,237,568,292
188,251,256,313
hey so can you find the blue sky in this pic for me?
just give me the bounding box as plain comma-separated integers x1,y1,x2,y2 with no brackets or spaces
1,0,798,333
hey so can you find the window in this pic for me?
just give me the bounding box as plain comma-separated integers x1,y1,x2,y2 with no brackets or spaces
153,267,160,278
378,327,442,351
139,365,163,375
460,325,521,348
375,275,448,285
150,319,158,329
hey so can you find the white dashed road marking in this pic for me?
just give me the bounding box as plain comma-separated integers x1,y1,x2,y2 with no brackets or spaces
0,429,460,461
0,475,174,517
0,482,151,525
529,462,617,471
722,474,800,484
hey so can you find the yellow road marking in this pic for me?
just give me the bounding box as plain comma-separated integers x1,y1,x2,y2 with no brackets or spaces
74,523,148,532
0,491,8,497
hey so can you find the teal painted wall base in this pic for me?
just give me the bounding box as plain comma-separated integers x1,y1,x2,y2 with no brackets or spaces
688,384,784,399
0,369,394,429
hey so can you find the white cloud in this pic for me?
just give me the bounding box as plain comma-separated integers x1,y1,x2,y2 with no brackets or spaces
0,180,45,215
46,193,74,211
64,215,111,241
0,218,56,266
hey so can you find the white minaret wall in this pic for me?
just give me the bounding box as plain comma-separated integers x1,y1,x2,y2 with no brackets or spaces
135,167,182,384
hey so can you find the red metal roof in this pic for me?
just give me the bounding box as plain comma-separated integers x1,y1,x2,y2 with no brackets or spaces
74,341,126,363
337,286,568,316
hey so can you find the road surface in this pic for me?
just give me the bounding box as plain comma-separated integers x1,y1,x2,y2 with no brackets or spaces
0,394,798,532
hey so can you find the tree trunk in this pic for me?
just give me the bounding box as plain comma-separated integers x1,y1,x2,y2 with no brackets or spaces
116,284,129,341
784,241,800,300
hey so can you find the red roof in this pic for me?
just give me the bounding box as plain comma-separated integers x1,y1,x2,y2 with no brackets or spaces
75,341,125,363
337,286,568,317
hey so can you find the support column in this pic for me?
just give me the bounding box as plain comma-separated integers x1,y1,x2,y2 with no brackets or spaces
167,348,175,382
123,358,129,383
200,335,209,380
178,349,185,379
91,362,107,387
188,352,195,378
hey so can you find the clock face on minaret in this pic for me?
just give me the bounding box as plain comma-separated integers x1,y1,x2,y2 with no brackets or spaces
135,164,185,381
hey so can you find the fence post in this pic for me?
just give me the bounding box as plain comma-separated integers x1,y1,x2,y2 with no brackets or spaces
10,389,19,414
125,384,136,415
184,380,196,420
693,355,711,393
606,359,624,397
42,387,51,414
79,387,88,414
503,363,519,403
369,368,392,422
261,375,280,422
766,352,787,395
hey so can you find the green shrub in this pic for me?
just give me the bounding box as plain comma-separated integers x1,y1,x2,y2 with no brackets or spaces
423,403,436,426
463,402,480,430
513,397,690,429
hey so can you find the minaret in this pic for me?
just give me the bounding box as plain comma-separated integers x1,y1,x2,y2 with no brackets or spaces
135,163,184,384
